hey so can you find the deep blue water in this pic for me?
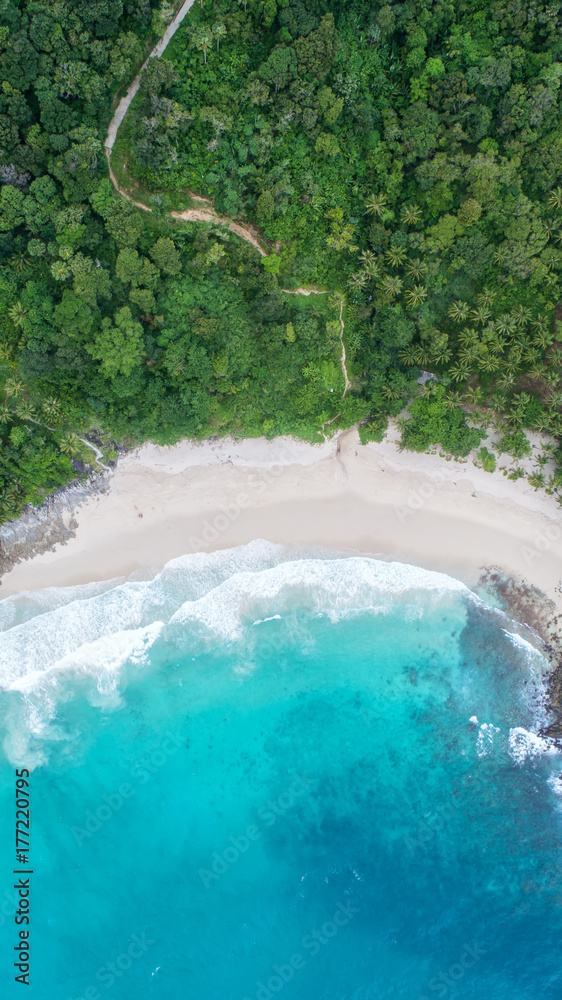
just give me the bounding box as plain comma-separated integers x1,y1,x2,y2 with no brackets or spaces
0,541,561,1000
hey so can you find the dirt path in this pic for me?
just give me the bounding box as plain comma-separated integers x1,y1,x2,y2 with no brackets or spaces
338,299,352,397
106,152,270,255
105,0,197,151
103,7,352,399
20,414,110,471
171,207,268,256
283,288,351,396
104,0,270,257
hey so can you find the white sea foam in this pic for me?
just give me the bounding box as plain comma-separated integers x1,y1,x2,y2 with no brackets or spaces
476,722,501,758
9,621,163,696
508,727,559,766
0,543,469,691
547,772,562,796
502,628,551,730
1,622,164,767
169,556,468,640
0,542,553,776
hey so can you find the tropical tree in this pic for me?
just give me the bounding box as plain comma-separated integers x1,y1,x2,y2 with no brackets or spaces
359,250,376,265
400,204,422,226
448,301,469,322
405,285,427,309
495,314,517,335
59,433,80,456
213,23,226,52
8,302,28,328
385,247,407,268
380,275,403,300
362,259,381,280
470,306,490,326
365,193,388,217
193,28,213,64
477,288,495,309
405,259,427,281
4,378,24,397
449,362,470,382
347,272,367,289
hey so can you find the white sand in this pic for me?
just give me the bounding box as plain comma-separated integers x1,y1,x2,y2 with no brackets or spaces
2,427,561,608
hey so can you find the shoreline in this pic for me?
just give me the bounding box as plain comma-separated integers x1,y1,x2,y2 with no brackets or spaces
1,427,561,616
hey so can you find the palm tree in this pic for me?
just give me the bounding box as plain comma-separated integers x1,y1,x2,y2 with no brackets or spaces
531,314,548,333
477,288,495,309
384,247,407,268
431,345,452,365
548,187,562,209
400,204,422,226
418,381,436,399
405,284,427,308
15,400,35,421
541,219,558,238
359,249,376,265
382,384,402,401
4,377,24,397
405,258,427,281
416,347,431,366
445,389,463,408
0,403,11,423
42,397,61,419
528,470,546,490
495,313,517,336
450,362,470,383
511,305,531,328
347,272,367,289
213,22,226,52
9,253,30,273
8,302,28,328
448,300,469,322
380,274,403,300
478,353,502,373
493,248,508,265
548,389,562,408
365,193,388,217
458,326,478,348
59,433,80,456
470,306,490,326
398,346,421,366
459,345,479,364
362,259,381,280
463,385,484,406
193,27,213,64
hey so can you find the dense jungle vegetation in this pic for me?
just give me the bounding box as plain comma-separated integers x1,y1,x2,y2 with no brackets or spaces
2,0,562,524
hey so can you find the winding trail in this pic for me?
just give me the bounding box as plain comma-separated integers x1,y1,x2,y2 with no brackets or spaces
105,152,269,256
16,413,110,471
103,1,352,398
105,0,198,152
283,289,351,396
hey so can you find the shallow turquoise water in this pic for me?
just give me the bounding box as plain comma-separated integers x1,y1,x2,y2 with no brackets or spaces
0,541,561,999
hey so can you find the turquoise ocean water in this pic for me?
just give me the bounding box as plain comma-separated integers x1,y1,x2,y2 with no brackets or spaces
0,541,561,999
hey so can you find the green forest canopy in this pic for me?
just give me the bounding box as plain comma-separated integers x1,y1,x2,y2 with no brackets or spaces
2,0,562,523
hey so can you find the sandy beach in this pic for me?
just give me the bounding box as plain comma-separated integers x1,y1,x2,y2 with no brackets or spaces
1,424,561,610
